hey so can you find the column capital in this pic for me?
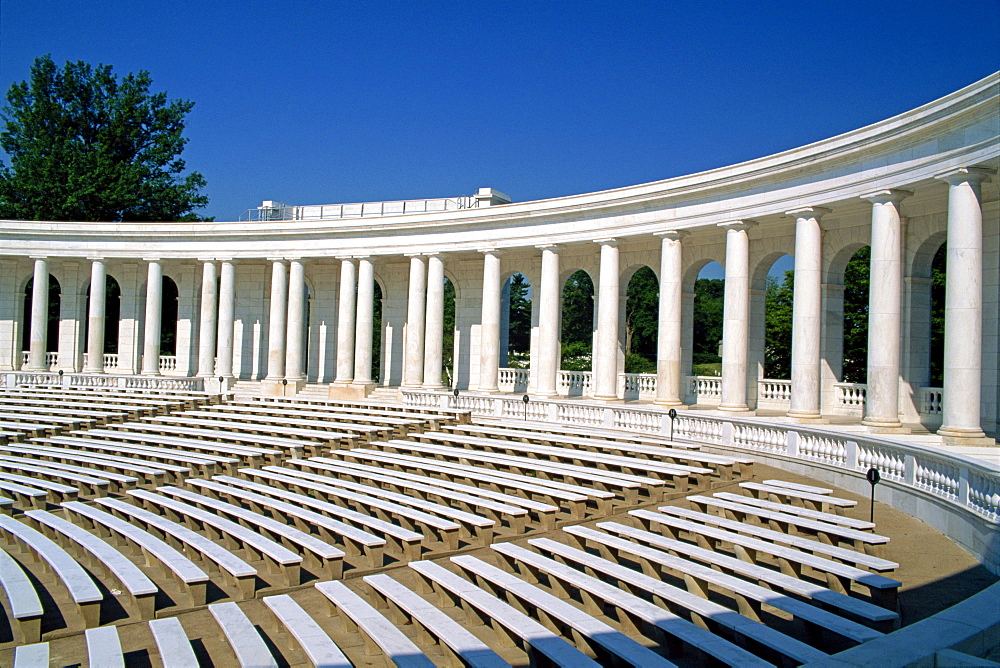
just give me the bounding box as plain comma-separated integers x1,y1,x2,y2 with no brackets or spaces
935,166,994,186
29,255,48,261
478,247,502,256
717,220,757,232
535,243,560,252
142,257,161,263
861,189,911,205
594,238,618,247
785,206,832,219
334,255,356,261
265,257,288,264
85,256,106,262
654,230,689,241
403,253,428,259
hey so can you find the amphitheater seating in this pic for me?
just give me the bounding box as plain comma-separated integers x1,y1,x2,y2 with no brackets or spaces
209,601,279,668
1,443,183,486
263,593,353,667
149,617,199,668
0,546,43,643
12,642,47,667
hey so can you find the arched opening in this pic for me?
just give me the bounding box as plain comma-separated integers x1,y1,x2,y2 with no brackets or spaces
442,276,456,387
764,254,794,380
692,261,724,376
83,274,122,357
372,281,383,383
842,246,870,383
160,276,179,356
930,243,946,387
504,273,531,369
21,274,61,358
624,266,658,373
561,270,594,372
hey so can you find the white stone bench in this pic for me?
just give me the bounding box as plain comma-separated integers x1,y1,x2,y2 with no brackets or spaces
128,489,303,588
149,617,199,668
364,573,511,667
245,396,458,426
0,411,89,428
490,540,772,667
592,520,898,627
157,485,345,578
334,447,600,519
0,421,52,438
0,513,103,627
182,407,394,434
0,470,77,504
408,559,601,668
62,501,209,606
295,457,540,532
476,417,701,450
86,625,124,668
0,545,43,643
39,435,235,476
209,601,279,668
452,423,749,478
0,458,110,497
0,479,48,509
6,442,180,486
117,419,314,458
688,494,888,552
376,439,656,504
95,496,258,598
263,593,353,668
0,454,138,494
417,430,700,490
714,491,876,530
521,532,829,665
26,509,158,619
452,554,677,667
148,413,362,450
84,426,281,466
204,404,420,435
0,495,12,514
261,464,497,545
0,398,131,420
315,580,437,667
12,642,48,667
199,476,403,565
563,524,885,644
739,481,855,513
764,479,833,495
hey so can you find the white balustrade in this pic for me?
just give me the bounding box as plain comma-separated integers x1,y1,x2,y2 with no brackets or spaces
757,378,792,404
104,353,119,370
920,387,944,415
158,355,178,372
834,382,867,409
620,373,656,400
557,370,592,396
687,375,722,405
497,367,529,392
20,351,58,369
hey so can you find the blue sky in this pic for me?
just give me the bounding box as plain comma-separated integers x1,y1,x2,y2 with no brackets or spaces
1,0,998,238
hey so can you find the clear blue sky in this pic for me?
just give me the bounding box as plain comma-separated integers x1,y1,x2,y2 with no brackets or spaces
1,0,998,229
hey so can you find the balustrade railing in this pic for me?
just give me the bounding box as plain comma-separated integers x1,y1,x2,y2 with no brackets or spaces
158,356,178,372
3,371,203,392
833,382,867,412
497,367,529,392
687,375,722,404
757,378,792,404
557,370,592,396
20,351,58,369
920,386,944,415
620,373,656,399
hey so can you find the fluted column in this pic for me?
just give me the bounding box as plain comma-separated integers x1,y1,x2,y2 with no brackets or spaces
353,257,376,386
140,259,163,375
423,254,446,389
402,255,427,388
264,259,288,381
535,245,561,397
26,257,49,371
84,258,107,373
285,259,307,382
196,260,218,377
655,231,687,406
718,221,756,413
594,239,620,400
335,257,357,385
936,167,994,444
787,207,830,421
215,260,236,378
478,249,502,392
861,190,910,431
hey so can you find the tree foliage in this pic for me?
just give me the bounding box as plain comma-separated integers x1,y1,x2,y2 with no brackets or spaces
930,243,946,386
764,270,794,379
507,273,531,356
842,246,870,383
625,267,658,372
692,277,724,365
0,55,209,221
561,270,594,371
442,278,456,385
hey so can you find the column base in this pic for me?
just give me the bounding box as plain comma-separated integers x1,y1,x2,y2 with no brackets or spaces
654,399,687,408
532,391,558,399
594,395,624,403
716,404,755,416
938,425,995,447
82,367,104,374
330,383,376,400
785,410,829,425
862,417,911,434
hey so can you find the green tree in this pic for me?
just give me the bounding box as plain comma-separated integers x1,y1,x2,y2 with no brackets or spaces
842,246,870,383
442,277,455,385
507,273,531,356
625,266,658,372
764,270,794,379
692,277,724,365
930,243,946,386
0,55,209,221
561,270,594,371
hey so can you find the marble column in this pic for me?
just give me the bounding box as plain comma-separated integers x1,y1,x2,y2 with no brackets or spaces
655,231,687,406
353,257,376,386
196,260,218,377
936,167,993,443
535,245,561,397
423,254,446,389
593,239,620,400
285,259,307,382
478,249,502,392
787,207,830,421
861,190,910,431
140,259,163,375
402,255,427,388
264,259,288,381
215,260,236,378
718,221,756,413
335,257,357,385
84,258,107,373
26,257,50,371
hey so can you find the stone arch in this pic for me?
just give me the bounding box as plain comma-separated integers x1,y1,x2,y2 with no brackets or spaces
620,264,659,374
160,275,180,356
560,268,595,374
21,273,61,360
501,271,532,370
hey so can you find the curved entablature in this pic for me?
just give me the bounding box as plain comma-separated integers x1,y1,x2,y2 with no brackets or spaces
1,72,998,259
